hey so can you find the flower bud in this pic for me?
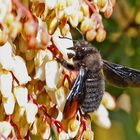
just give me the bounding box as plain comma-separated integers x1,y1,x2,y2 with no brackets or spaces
48,17,58,34
96,27,106,42
81,3,89,17
80,18,93,34
104,1,113,18
69,11,79,28
97,0,108,12
78,11,84,22
86,29,96,41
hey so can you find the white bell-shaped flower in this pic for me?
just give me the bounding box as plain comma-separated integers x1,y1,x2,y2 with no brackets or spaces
25,102,38,124
91,104,111,129
12,56,31,85
3,94,15,115
0,71,12,98
45,60,59,90
34,49,53,81
13,86,28,107
0,42,14,70
102,92,116,110
0,121,12,138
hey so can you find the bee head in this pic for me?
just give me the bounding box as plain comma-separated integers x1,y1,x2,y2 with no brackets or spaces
58,36,97,60
67,40,97,60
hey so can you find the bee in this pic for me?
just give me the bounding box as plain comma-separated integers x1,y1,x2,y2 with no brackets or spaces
57,37,140,118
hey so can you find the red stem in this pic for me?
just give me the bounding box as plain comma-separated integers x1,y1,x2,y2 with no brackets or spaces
28,94,64,133
84,0,96,13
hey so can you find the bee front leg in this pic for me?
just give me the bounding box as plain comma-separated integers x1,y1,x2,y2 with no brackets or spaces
56,57,76,70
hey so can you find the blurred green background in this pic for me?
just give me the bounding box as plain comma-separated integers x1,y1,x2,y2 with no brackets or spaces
93,0,140,140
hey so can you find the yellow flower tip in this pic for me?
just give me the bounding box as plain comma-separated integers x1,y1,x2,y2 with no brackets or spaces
60,24,70,37
97,0,108,12
68,118,80,138
80,18,93,34
69,12,79,28
104,2,113,18
102,92,116,110
82,130,94,140
48,17,58,35
81,3,90,17
57,0,66,10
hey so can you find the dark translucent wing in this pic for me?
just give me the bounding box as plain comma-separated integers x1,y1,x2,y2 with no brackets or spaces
63,66,87,117
103,60,140,87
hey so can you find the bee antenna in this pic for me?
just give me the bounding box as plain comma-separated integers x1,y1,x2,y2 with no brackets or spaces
59,36,77,42
75,27,85,40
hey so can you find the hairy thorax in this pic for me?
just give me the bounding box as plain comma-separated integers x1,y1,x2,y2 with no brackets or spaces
82,52,103,72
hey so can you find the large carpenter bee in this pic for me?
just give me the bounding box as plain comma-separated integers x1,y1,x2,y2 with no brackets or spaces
57,37,140,118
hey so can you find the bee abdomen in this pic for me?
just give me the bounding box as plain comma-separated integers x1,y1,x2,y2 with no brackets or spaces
81,71,104,113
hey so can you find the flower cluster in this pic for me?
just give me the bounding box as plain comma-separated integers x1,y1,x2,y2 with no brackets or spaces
0,0,115,139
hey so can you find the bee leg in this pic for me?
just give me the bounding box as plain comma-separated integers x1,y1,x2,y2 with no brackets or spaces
63,66,87,118
56,57,76,70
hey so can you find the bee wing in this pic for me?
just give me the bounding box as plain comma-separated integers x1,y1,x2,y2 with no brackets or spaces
63,66,87,118
103,60,140,87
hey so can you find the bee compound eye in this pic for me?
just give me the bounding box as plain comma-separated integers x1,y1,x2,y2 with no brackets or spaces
67,53,75,59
